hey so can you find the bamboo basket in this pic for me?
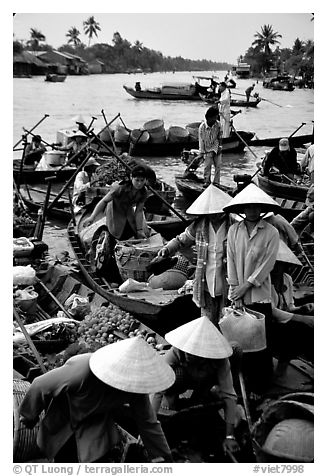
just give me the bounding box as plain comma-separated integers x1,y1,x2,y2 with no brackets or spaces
13,379,42,462
115,240,163,282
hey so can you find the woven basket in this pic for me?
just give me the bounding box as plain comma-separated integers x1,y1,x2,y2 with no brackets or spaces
115,242,162,282
13,379,42,462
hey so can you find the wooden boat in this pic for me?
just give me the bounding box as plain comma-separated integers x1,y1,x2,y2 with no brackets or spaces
230,97,261,107
123,85,202,101
257,173,309,202
67,210,200,334
175,174,233,203
263,75,295,91
175,173,307,221
45,73,67,83
199,93,261,108
116,130,255,157
249,133,314,148
13,158,77,184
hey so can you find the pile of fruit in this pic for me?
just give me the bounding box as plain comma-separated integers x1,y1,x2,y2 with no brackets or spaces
76,303,164,351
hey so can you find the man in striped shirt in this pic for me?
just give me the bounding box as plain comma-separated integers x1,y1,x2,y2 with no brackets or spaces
198,107,223,187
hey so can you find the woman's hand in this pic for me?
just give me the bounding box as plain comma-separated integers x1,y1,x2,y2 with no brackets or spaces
230,282,252,301
157,247,169,258
222,437,240,455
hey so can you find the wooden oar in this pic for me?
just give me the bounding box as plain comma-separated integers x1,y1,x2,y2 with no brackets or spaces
37,176,56,240
23,127,56,149
88,131,188,224
13,179,28,212
231,124,259,161
13,306,47,374
288,122,306,139
101,109,119,154
13,113,49,150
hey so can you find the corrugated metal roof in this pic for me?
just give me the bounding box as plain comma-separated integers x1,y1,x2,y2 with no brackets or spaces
13,51,45,66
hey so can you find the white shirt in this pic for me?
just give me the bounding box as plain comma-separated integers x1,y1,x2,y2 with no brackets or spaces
205,222,226,297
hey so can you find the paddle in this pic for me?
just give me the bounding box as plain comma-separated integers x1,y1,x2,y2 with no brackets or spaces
23,127,57,149
101,109,119,154
13,113,49,151
88,131,188,224
13,178,28,212
13,305,47,374
37,176,57,240
230,124,259,161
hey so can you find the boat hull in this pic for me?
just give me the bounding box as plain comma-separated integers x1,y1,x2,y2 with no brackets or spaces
13,159,77,184
123,86,201,101
257,174,309,202
116,131,255,157
249,134,314,148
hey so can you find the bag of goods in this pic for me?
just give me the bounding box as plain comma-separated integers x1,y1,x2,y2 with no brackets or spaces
13,237,34,257
220,307,266,352
64,294,91,320
14,286,38,314
118,278,149,293
13,265,36,286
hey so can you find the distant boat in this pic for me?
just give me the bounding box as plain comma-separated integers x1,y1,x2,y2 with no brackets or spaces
123,84,202,101
45,73,67,83
263,75,295,91
199,93,261,108
235,62,251,79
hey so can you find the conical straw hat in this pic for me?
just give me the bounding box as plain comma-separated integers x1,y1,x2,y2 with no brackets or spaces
223,183,281,214
89,336,175,393
72,114,86,124
276,240,302,266
186,184,232,215
165,316,233,359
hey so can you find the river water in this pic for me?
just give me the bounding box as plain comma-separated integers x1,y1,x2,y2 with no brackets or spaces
13,70,314,256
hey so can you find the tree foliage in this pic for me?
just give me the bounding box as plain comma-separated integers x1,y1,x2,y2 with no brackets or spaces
66,27,82,47
83,16,101,47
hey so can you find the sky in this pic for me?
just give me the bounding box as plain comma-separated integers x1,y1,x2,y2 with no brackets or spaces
13,11,314,64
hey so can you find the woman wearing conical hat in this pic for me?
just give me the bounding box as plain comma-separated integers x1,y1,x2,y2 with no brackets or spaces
223,183,280,395
270,240,313,375
157,184,235,326
151,317,240,456
19,337,175,463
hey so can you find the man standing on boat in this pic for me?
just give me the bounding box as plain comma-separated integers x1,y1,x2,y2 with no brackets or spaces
217,82,231,138
198,107,223,187
245,84,256,103
262,138,299,179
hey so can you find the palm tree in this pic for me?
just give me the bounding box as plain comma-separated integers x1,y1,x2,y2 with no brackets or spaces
252,24,282,55
83,16,101,47
66,27,81,47
27,28,46,51
292,38,304,55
